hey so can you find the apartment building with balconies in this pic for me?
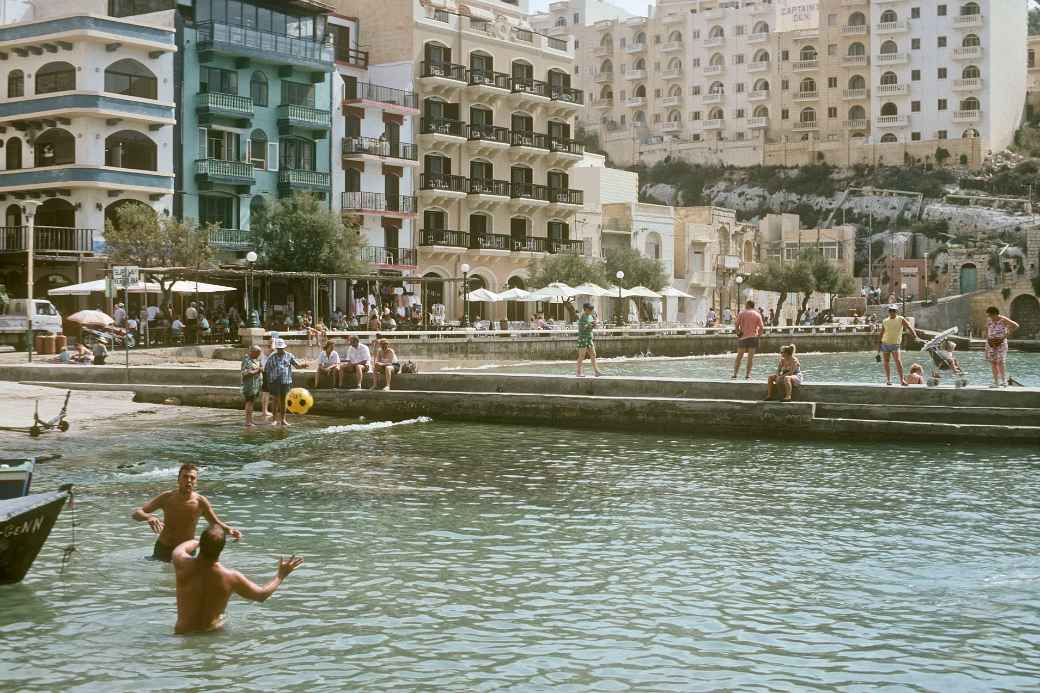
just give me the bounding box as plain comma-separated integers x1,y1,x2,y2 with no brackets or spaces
333,0,585,321
175,0,335,260
0,0,177,304
579,0,1025,168
330,14,421,277
1027,34,1040,116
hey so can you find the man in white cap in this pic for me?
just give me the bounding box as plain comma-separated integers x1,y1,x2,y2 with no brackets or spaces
113,302,127,327
878,304,918,386
263,337,308,426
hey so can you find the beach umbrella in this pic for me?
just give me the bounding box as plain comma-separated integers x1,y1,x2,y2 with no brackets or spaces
496,287,532,301
659,286,694,299
626,286,663,299
66,309,114,326
48,278,159,296
466,288,501,302
530,282,579,301
572,282,613,296
168,280,237,294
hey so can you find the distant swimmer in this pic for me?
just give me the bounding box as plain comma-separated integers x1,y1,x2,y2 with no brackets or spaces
172,526,304,635
132,463,241,562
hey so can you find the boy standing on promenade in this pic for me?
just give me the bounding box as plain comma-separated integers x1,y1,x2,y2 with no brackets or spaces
133,463,241,562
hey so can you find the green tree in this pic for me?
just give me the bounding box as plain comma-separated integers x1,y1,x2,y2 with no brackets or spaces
603,246,667,291
1030,6,1040,35
934,146,951,166
746,258,812,325
796,251,857,323
250,193,361,274
104,202,215,304
528,252,606,288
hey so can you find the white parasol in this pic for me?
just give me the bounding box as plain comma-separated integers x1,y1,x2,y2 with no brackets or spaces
625,285,663,299
466,288,501,302
496,287,532,301
572,282,613,297
659,286,695,299
529,282,580,301
66,309,114,326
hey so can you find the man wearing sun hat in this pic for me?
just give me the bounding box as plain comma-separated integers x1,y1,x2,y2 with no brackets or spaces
263,337,308,426
878,304,918,386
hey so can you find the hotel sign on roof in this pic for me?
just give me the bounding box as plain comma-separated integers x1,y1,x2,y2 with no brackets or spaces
776,0,819,32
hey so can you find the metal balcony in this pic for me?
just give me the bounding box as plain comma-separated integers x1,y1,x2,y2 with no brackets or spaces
194,158,255,192
343,83,419,113
342,137,418,162
277,169,330,195
420,117,466,139
361,245,417,267
208,228,252,250
196,21,333,71
341,191,417,216
196,91,253,126
420,173,469,194
468,178,511,197
0,226,94,254
419,228,470,248
420,61,467,83
277,104,331,137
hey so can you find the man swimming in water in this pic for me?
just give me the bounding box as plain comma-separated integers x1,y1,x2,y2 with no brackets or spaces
132,463,241,562
172,526,304,634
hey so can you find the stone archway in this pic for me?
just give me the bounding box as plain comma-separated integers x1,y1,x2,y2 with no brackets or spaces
958,263,977,294
1010,293,1040,338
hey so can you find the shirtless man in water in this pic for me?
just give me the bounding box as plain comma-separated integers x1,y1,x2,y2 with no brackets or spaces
172,526,304,634
132,463,241,562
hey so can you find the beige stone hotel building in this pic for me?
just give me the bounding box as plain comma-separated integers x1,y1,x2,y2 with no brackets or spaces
574,0,1026,168
333,0,585,321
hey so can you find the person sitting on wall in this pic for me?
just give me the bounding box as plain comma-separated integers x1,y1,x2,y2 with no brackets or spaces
764,344,803,403
345,336,372,390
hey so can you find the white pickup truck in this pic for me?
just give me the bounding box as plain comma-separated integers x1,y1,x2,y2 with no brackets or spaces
0,299,63,349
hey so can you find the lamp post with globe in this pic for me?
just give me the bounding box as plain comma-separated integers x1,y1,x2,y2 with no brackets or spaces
734,274,744,314
615,270,625,326
245,250,259,327
460,263,471,328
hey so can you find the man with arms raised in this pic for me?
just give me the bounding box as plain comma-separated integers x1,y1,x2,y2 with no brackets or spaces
132,463,242,562
172,526,303,634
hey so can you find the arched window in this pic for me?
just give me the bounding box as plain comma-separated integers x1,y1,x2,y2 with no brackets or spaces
667,58,682,72
280,137,316,171
709,107,724,120
799,45,817,61
634,84,646,98
36,61,76,94
633,58,646,70
799,77,816,93
848,105,866,120
960,2,980,16
7,69,22,98
5,137,22,170
752,21,769,34
800,107,816,124
600,59,613,73
250,71,268,106
849,74,866,90
754,78,770,92
667,110,681,122
600,33,612,48
753,105,769,118
753,49,770,63
880,133,898,143
709,52,725,66
960,97,980,111
847,12,866,26
668,30,682,43
249,129,268,169
634,32,646,45
633,110,645,122
709,81,724,94
667,84,682,97
879,9,898,23
470,50,494,81
880,71,898,85
105,59,157,99
881,102,899,116
880,40,898,55
962,65,981,79
5,203,21,226
962,33,981,47
34,128,75,167
848,42,865,57
600,85,613,100
105,130,157,170
962,128,980,138
709,25,724,38
38,198,75,228
555,16,566,27
469,212,492,246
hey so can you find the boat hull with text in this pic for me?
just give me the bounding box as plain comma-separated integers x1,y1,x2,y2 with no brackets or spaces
0,490,69,585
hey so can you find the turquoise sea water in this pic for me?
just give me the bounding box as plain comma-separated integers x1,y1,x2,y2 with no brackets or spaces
480,350,1040,387
2,412,1040,691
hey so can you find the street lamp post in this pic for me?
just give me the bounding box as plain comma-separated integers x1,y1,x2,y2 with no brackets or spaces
460,263,471,328
245,251,258,327
615,270,625,326
734,274,745,313
900,282,908,316
22,200,41,362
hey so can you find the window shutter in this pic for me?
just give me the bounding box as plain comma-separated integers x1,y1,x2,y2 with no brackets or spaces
197,127,207,159
267,141,278,171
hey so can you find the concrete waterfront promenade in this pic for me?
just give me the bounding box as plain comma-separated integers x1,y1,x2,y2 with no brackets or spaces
3,363,1038,445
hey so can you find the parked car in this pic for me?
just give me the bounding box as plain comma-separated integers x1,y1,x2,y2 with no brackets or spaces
0,299,63,350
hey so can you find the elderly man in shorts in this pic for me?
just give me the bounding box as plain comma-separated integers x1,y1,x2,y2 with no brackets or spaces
732,299,765,380
345,335,372,390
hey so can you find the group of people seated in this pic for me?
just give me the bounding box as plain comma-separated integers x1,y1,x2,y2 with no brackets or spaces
53,338,109,366
313,335,399,391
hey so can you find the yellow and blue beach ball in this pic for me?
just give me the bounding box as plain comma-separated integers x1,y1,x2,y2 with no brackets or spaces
286,387,314,415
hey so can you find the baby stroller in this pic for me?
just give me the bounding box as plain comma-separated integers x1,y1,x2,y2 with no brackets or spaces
921,327,967,388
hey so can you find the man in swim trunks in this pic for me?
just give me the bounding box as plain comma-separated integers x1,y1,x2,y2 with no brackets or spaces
173,525,303,635
132,463,241,562
732,299,765,380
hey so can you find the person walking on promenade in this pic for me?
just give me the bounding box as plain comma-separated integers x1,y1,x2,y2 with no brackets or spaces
575,303,602,378
878,304,918,386
732,299,765,380
346,335,372,390
185,302,199,345
372,339,398,391
132,463,241,562
764,344,803,402
706,307,717,327
722,307,733,325
172,526,302,635
264,337,307,427
241,345,263,427
984,306,1019,388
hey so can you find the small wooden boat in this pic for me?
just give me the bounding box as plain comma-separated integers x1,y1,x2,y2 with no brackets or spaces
0,459,34,500
0,487,71,584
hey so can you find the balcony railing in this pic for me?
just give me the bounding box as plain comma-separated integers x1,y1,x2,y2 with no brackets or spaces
341,191,417,214
468,69,511,90
208,228,252,250
194,158,255,182
361,245,417,266
510,182,550,201
196,21,333,68
278,169,330,188
511,78,549,98
343,82,419,110
420,228,470,248
468,123,511,144
549,238,584,254
548,188,583,205
420,173,469,193
468,178,511,196
511,130,550,150
471,232,511,251
342,136,418,161
197,91,253,117
420,61,467,82
549,85,584,105
420,117,466,138
335,46,369,68
0,226,93,254
277,104,331,129
549,137,584,156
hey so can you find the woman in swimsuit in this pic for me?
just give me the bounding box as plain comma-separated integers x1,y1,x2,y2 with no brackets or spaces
984,306,1019,388
764,344,803,402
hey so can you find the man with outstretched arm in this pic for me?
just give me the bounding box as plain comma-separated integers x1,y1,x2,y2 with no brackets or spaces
132,463,241,562
172,526,304,634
